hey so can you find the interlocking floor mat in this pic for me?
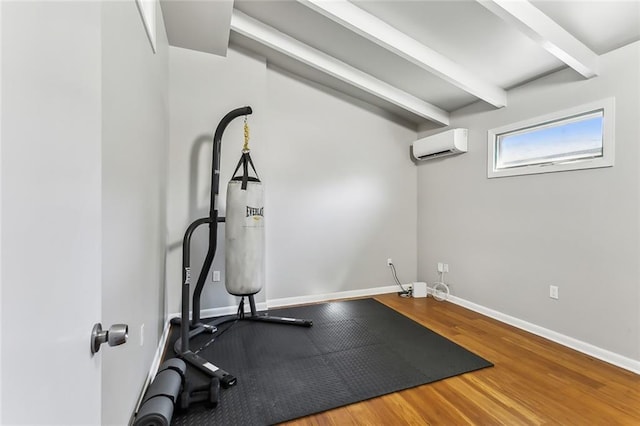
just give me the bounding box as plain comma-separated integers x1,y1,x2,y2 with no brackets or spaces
168,298,493,425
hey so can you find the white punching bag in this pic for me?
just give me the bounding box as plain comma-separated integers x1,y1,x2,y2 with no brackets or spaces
225,152,264,296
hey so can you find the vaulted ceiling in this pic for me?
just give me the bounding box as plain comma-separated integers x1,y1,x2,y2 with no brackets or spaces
161,0,640,128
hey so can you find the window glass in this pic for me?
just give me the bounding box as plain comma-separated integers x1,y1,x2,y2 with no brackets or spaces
496,111,603,170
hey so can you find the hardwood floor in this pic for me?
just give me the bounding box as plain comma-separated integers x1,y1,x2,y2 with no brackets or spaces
282,293,640,425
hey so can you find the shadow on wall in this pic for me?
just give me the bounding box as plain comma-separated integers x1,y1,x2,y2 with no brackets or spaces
167,133,213,252
189,134,215,221
167,133,235,311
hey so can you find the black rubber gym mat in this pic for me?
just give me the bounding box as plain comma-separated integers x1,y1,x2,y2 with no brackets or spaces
167,298,492,425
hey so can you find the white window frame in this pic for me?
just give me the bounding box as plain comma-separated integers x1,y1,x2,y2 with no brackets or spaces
487,97,615,178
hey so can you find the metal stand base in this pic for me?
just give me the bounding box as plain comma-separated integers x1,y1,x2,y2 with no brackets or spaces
173,294,312,388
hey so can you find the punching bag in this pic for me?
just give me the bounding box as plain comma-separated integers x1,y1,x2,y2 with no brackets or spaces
225,151,264,296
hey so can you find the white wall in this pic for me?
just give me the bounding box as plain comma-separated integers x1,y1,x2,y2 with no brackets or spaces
417,41,640,362
101,2,169,425
167,46,417,314
1,2,103,423
264,67,418,301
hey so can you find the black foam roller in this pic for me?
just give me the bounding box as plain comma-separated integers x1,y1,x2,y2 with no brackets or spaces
158,358,186,376
142,369,183,405
133,396,174,426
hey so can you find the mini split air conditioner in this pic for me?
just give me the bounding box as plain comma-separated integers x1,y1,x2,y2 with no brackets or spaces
412,128,468,161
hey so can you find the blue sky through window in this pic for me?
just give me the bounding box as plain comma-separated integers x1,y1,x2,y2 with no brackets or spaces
497,112,604,168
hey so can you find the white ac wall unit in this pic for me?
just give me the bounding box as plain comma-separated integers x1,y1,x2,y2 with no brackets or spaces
413,128,468,161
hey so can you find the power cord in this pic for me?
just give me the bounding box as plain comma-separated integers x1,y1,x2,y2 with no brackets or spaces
389,262,411,297
430,271,450,301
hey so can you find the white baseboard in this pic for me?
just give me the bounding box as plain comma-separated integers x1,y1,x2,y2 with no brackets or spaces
167,285,400,318
200,301,268,318
168,302,269,321
132,319,173,418
266,285,399,308
447,295,640,375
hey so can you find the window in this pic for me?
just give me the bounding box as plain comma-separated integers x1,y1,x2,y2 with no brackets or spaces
488,98,615,178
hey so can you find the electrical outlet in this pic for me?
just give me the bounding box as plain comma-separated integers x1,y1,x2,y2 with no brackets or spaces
549,285,559,300
443,263,449,273
140,323,145,346
387,258,393,266
437,262,444,272
213,270,221,282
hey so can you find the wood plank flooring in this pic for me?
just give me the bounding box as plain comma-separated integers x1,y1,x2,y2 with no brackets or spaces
282,293,640,425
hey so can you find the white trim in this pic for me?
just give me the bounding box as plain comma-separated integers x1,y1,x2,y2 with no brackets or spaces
478,0,599,78
167,302,268,321
159,0,232,56
299,0,507,108
166,302,268,321
447,295,640,374
200,301,268,319
132,319,173,417
487,97,615,178
230,10,449,125
168,286,399,319
135,0,157,53
267,285,398,308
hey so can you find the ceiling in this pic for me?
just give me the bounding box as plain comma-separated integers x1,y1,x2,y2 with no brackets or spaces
161,0,640,128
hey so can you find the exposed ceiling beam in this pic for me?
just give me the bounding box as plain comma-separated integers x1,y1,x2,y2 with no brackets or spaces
160,0,233,56
298,0,507,108
231,10,450,125
478,0,599,78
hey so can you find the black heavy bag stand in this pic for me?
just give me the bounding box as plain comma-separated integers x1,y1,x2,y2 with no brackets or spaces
172,106,312,391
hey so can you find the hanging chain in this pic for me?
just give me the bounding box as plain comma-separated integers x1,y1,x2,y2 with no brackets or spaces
243,116,250,152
